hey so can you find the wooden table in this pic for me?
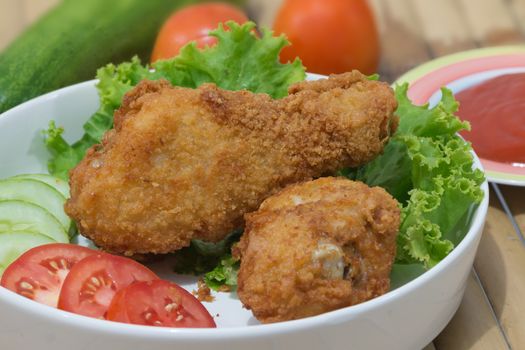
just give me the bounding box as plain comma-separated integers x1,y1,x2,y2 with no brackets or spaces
1,0,524,349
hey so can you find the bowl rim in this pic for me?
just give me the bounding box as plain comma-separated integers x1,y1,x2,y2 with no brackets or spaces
0,77,489,339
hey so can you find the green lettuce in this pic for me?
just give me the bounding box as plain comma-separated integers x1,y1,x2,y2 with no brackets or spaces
172,230,242,275
203,255,240,291
44,57,155,179
352,84,484,268
154,22,305,97
43,21,305,179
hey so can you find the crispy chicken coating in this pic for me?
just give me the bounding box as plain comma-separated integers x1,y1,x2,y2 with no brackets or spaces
235,177,400,323
65,72,397,255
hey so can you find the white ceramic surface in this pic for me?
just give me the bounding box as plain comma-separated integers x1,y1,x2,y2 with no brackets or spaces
0,77,489,350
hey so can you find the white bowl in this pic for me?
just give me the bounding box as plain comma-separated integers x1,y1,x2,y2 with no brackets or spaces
0,76,489,350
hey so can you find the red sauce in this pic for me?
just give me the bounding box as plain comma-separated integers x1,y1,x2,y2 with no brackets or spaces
456,73,525,165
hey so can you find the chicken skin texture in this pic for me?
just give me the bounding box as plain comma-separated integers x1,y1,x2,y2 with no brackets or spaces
65,71,397,255
235,177,400,323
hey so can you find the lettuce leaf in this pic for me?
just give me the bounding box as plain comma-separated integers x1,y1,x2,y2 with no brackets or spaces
390,263,427,290
154,22,305,98
203,255,240,291
44,122,96,180
352,84,484,268
43,22,305,179
349,139,413,202
172,229,242,276
395,85,469,137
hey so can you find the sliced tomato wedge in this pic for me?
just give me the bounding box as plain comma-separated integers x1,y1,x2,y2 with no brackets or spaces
58,254,159,319
0,243,97,307
107,280,216,328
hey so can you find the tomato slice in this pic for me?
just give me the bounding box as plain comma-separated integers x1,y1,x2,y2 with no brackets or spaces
105,282,131,323
58,254,159,319
0,243,97,307
107,280,216,328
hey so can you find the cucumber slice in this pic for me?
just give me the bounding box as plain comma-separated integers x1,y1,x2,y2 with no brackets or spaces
11,174,70,198
0,200,68,243
0,232,54,275
0,179,70,230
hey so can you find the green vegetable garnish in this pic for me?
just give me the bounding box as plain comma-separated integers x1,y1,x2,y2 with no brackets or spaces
153,21,305,99
203,255,240,291
172,230,242,275
44,21,305,180
350,84,485,269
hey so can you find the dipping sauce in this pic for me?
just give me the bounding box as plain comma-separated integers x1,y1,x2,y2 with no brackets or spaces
456,73,525,165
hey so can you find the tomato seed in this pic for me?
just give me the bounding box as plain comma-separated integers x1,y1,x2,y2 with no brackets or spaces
164,302,178,312
49,261,59,270
60,259,68,269
19,281,33,290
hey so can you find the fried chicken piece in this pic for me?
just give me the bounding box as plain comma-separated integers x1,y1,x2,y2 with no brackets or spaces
235,177,400,323
66,71,397,256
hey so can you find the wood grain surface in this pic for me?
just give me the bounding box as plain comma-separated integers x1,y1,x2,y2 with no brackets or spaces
1,1,524,349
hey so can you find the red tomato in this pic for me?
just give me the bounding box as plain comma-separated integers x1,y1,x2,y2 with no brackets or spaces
58,254,159,319
151,3,249,62
107,280,216,328
273,0,380,75
0,243,97,307
105,282,130,323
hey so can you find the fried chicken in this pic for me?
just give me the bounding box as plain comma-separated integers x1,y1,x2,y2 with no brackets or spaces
235,177,400,323
65,71,398,255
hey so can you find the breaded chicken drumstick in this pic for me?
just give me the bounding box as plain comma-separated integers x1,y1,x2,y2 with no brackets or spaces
66,72,397,255
235,177,400,323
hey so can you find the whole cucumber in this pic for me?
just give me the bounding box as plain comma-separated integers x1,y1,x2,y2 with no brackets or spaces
0,0,241,113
